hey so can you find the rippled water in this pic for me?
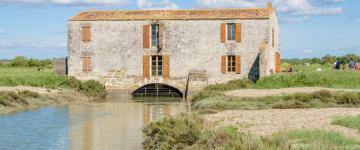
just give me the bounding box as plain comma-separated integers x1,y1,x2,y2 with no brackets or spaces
0,92,188,150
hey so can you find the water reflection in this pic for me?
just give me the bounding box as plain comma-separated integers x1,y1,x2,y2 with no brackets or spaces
0,92,187,150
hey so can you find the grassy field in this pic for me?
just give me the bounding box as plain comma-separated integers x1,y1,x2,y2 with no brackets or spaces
143,114,360,150
0,67,67,88
0,67,106,97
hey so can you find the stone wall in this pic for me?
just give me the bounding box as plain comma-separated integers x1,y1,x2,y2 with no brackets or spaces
68,14,279,93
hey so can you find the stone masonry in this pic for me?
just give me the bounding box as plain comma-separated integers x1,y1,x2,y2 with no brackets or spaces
67,6,280,97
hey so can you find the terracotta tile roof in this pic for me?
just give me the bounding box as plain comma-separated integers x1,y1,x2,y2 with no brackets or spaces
69,8,274,21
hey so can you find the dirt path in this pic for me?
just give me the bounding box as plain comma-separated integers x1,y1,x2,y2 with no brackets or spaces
224,87,360,98
204,108,360,139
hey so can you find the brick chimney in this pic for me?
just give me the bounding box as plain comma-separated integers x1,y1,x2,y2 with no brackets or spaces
267,2,273,9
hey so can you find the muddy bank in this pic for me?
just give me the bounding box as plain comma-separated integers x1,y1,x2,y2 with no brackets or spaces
0,86,91,115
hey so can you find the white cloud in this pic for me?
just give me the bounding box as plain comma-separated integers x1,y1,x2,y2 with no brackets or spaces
137,0,178,10
303,49,313,53
0,0,130,6
195,0,345,23
0,30,6,34
281,16,310,23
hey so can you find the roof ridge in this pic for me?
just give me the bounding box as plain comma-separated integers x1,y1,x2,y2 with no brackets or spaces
70,8,274,21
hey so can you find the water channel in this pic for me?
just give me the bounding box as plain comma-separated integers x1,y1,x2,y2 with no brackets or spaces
0,91,188,150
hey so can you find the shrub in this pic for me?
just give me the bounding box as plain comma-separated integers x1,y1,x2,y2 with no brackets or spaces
60,77,106,97
143,114,203,150
81,80,107,97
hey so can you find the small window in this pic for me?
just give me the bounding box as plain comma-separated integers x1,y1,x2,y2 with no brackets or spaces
227,55,235,72
82,56,92,73
227,23,236,41
151,24,159,47
272,28,275,48
151,55,162,77
82,26,91,43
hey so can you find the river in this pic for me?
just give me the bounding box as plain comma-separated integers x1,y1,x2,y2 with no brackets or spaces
0,91,188,150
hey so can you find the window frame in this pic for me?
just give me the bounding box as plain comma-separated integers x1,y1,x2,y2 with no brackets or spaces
151,55,163,78
151,24,159,48
227,55,236,72
227,23,236,41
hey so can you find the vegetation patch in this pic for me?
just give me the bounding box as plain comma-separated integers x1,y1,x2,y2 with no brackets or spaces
143,114,360,150
0,67,106,97
332,115,360,131
254,70,360,89
193,90,360,111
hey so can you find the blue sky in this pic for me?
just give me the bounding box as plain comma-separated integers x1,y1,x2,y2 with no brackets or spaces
0,0,359,59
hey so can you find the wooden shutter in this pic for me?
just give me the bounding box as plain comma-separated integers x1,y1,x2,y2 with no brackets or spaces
220,23,226,43
82,57,91,72
82,57,87,72
143,25,150,48
87,57,92,72
82,26,90,43
159,24,164,49
221,55,227,74
143,55,150,79
235,23,242,42
163,55,170,79
275,52,281,73
235,55,241,74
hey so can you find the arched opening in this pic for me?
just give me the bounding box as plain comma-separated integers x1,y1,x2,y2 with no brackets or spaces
132,83,183,97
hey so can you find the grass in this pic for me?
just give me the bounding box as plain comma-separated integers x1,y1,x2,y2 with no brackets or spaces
255,70,360,89
193,90,360,111
0,67,106,97
0,67,67,88
143,114,360,150
332,115,360,131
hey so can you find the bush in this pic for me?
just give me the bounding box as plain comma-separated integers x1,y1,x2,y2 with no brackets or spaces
143,113,203,150
81,80,107,97
60,77,106,97
9,56,52,68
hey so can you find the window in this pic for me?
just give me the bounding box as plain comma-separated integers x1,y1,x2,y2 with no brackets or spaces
227,55,235,72
151,56,162,77
82,26,91,43
151,24,159,47
82,56,92,73
227,23,236,41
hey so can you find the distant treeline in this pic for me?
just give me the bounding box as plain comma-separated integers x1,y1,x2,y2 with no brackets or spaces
0,56,52,68
282,54,360,65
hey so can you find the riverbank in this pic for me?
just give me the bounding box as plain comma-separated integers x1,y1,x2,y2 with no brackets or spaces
143,71,360,149
0,86,91,115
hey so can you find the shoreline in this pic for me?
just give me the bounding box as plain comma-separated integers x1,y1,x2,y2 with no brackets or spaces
0,86,92,115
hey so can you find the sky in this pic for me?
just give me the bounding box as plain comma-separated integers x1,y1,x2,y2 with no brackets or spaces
0,0,359,59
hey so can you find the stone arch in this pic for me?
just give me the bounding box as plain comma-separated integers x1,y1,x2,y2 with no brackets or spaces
131,83,183,97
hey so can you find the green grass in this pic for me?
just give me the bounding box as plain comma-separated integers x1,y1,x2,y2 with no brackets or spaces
143,114,360,150
193,90,360,111
0,67,106,97
255,70,360,89
332,115,360,131
0,67,67,88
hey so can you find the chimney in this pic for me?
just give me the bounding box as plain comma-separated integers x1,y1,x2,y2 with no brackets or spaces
267,1,273,9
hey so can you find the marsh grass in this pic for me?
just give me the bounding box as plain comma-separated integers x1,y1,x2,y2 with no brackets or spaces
332,115,360,131
193,90,360,111
143,114,360,150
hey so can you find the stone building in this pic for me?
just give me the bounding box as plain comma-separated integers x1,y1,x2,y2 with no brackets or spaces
67,4,280,97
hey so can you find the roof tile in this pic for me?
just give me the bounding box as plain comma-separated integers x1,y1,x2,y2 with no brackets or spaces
70,8,274,21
